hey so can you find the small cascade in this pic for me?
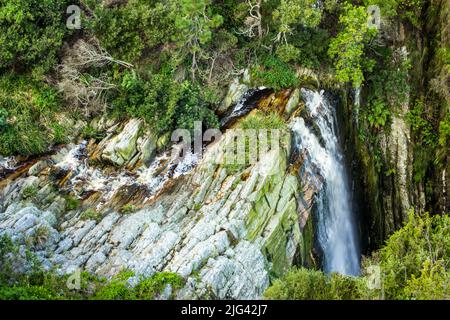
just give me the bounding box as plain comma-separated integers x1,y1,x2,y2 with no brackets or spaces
51,141,199,208
137,147,199,201
0,156,18,178
290,88,360,276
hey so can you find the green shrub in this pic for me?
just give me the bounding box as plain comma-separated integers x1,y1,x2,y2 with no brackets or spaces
120,204,136,214
110,69,218,136
49,123,68,145
264,268,332,300
406,100,438,148
264,268,371,300
328,3,377,87
93,270,136,300
134,272,184,300
22,186,39,200
65,197,81,211
367,99,390,129
265,212,449,300
30,225,51,247
0,284,60,300
93,270,185,300
0,108,7,129
328,273,368,300
373,211,450,300
81,125,106,141
276,44,301,64
251,56,299,91
363,0,424,28
0,0,69,75
80,209,102,223
0,75,65,156
87,0,174,63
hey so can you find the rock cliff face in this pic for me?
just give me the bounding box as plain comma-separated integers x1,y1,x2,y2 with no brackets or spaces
0,87,322,299
341,1,449,250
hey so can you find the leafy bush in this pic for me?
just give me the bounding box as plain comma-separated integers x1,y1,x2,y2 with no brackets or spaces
80,209,102,222
0,75,65,156
111,69,218,136
22,186,39,200
251,56,299,91
406,100,438,182
363,0,425,27
65,196,81,211
367,99,390,129
93,270,136,300
0,0,69,75
264,268,367,300
265,212,449,300
133,272,184,299
120,204,136,214
81,125,106,141
372,211,449,299
288,28,330,69
93,270,184,300
276,44,301,64
87,0,174,63
407,100,438,148
328,3,377,87
264,268,331,300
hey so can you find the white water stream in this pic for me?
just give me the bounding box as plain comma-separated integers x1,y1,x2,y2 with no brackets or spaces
290,89,360,275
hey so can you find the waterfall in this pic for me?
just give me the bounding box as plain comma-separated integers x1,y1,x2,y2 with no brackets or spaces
290,88,360,276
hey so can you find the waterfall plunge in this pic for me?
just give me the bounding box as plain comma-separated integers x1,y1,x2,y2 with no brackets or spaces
290,89,360,276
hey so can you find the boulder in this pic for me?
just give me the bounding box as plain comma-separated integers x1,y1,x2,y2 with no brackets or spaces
102,119,143,166
217,78,248,114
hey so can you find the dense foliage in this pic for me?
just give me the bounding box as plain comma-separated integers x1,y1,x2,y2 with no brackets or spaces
0,235,184,300
0,0,69,75
0,0,447,301
0,75,68,156
0,0,439,157
265,212,450,300
328,3,377,87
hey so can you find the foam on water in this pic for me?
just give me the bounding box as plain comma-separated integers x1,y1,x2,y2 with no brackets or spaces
290,89,360,276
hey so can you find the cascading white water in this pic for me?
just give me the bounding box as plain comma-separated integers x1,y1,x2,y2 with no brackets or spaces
290,89,360,276
0,156,17,171
52,141,199,208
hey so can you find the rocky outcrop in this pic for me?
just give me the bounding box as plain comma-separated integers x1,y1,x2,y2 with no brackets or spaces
102,119,143,166
217,71,251,115
0,91,318,299
341,2,450,250
88,118,158,168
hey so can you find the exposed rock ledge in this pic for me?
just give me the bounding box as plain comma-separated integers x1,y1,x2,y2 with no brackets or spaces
0,102,319,299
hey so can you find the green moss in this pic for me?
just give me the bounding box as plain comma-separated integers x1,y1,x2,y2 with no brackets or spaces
80,209,102,223
22,186,39,200
65,196,80,211
120,204,137,214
